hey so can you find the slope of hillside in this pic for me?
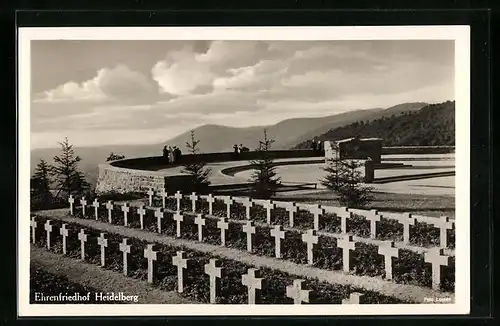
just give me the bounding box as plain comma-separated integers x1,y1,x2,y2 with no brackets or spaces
293,101,454,149
281,102,427,148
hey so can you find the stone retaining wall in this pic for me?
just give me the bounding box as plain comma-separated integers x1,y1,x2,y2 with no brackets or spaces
95,164,167,194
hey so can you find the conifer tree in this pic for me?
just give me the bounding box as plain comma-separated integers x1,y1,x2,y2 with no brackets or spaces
31,159,53,207
322,155,374,208
51,137,89,199
336,159,374,208
249,129,281,199
181,130,211,193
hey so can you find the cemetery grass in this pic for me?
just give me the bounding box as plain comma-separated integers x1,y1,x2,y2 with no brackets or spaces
30,263,111,304
274,190,455,218
32,215,414,304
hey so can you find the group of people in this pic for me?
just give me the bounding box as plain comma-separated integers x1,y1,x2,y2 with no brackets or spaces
162,145,182,164
310,138,324,153
233,144,250,158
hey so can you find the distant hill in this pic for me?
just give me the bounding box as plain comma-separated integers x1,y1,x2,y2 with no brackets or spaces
162,102,427,153
293,101,454,149
30,101,428,186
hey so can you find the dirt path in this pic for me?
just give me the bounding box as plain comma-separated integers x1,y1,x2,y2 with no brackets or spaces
31,246,195,304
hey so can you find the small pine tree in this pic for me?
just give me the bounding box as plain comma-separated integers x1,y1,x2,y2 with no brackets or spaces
321,148,343,192
51,137,90,199
31,159,54,208
337,159,374,208
322,157,374,208
249,129,281,199
106,152,125,162
181,130,212,193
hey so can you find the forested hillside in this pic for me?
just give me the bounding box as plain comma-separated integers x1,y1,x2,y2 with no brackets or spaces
294,101,455,148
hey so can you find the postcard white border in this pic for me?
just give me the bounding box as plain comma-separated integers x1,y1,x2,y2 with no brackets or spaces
18,26,470,316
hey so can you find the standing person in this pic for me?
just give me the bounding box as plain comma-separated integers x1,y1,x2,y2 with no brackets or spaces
174,146,182,163
168,146,174,164
233,144,239,158
310,139,317,151
239,144,243,153
163,145,169,164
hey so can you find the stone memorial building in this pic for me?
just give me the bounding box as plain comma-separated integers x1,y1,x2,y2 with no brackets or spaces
324,136,383,163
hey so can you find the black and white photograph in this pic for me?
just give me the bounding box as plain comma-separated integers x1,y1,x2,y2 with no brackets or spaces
18,26,470,316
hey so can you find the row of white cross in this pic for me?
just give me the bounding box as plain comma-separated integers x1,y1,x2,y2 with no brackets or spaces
32,219,370,305
32,217,452,291
70,191,455,248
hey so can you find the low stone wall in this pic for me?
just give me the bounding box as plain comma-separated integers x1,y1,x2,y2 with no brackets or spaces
95,164,196,195
95,164,167,194
381,146,455,155
110,150,322,171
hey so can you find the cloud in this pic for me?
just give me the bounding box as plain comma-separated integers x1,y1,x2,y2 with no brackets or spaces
35,64,158,104
31,40,455,148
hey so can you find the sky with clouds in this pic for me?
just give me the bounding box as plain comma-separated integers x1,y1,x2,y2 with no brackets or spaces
30,40,454,149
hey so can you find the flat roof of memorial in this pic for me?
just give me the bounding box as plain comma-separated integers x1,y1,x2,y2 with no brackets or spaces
335,137,383,143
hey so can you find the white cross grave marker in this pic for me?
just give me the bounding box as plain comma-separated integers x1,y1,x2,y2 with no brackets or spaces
154,208,165,233
80,197,87,217
241,198,253,220
172,251,190,293
270,225,286,258
217,217,229,246
424,248,451,291
286,279,311,304
147,188,154,206
400,213,416,244
144,244,158,283
435,216,454,248
309,204,324,231
342,292,366,304
223,196,234,219
334,208,352,234
206,194,215,215
121,202,130,227
137,205,146,230
241,268,263,304
364,209,381,239
68,195,75,215
159,188,168,208
204,259,222,304
189,192,198,213
119,238,131,276
337,235,356,273
174,191,183,212
77,229,87,261
378,241,399,280
282,202,298,227
173,212,184,238
59,223,69,255
92,199,100,220
44,220,53,249
97,232,108,267
242,221,256,252
30,217,37,244
106,201,114,223
302,229,319,265
194,214,206,242
262,200,276,224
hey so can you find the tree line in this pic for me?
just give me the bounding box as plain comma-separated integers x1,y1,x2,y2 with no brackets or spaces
294,101,455,149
